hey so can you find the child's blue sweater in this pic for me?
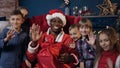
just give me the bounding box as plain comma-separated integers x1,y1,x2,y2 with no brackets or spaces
0,28,29,68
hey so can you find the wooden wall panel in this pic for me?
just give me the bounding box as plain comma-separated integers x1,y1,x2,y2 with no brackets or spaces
0,0,18,18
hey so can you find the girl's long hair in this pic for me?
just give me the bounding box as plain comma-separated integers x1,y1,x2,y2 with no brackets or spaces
94,26,120,64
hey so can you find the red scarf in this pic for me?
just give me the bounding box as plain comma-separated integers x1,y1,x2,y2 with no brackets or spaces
98,50,119,68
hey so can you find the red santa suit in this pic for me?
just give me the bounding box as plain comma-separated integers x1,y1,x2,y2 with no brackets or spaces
26,28,79,68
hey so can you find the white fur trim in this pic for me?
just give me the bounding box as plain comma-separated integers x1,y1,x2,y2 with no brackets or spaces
46,28,64,42
27,41,39,53
46,15,53,26
46,13,66,26
115,55,120,68
71,53,79,65
46,28,51,35
55,31,64,42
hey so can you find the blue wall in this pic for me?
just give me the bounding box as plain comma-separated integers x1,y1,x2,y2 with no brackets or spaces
19,0,120,18
19,0,64,18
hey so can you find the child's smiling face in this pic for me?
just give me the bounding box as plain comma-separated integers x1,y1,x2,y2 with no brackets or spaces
79,25,91,37
99,33,111,51
69,27,80,42
9,14,24,29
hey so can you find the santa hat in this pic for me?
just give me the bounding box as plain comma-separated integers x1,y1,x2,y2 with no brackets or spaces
46,9,66,26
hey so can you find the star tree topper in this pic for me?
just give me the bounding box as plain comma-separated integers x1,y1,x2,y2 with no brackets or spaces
97,0,117,15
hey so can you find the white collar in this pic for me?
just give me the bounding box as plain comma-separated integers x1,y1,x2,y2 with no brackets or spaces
46,28,64,42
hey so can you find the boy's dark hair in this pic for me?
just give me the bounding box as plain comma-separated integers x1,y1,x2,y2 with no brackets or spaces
10,10,24,18
69,24,79,31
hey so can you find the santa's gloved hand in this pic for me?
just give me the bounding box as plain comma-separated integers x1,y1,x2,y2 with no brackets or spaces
59,53,75,64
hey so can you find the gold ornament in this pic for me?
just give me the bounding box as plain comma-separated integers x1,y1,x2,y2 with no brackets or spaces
97,0,117,15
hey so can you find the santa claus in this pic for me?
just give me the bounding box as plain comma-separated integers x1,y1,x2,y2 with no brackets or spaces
26,9,79,68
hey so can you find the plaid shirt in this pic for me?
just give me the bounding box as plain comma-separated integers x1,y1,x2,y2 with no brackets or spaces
76,39,96,68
